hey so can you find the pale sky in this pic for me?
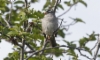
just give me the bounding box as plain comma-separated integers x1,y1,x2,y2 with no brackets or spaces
0,0,100,60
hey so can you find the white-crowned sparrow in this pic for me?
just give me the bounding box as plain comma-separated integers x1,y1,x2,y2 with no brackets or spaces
41,10,58,47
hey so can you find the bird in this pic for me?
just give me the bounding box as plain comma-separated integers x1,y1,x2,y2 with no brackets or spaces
41,10,58,47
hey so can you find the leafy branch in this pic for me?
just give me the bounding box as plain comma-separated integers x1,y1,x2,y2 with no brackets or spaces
25,45,85,60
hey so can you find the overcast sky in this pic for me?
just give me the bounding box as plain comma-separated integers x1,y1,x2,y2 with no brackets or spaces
0,0,100,60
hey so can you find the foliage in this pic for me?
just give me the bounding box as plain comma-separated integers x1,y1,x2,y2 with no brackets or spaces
0,0,99,60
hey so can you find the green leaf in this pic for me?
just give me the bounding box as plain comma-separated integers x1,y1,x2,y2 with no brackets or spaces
54,49,64,57
98,54,100,57
0,7,5,11
58,29,65,38
28,57,39,60
51,0,56,8
33,11,44,19
31,0,39,3
43,0,51,10
88,31,96,41
58,4,64,10
2,27,10,35
18,11,26,20
64,1,71,6
14,1,24,4
4,51,19,60
0,0,6,7
84,47,92,55
67,49,77,57
64,40,76,49
73,0,76,3
70,17,85,23
79,37,88,47
75,18,85,23
79,0,87,7
7,31,19,36
44,48,63,57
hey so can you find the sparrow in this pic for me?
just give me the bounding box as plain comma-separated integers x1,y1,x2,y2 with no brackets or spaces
41,10,58,47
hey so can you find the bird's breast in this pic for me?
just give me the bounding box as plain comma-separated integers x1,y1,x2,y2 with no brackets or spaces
42,17,58,36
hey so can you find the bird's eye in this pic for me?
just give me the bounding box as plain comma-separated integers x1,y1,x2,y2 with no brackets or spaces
46,10,51,13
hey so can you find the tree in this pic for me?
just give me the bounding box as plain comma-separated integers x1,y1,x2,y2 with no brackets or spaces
0,0,99,60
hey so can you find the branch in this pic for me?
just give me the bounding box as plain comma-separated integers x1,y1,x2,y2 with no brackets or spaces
78,49,91,59
91,40,99,51
25,45,85,60
57,2,78,17
3,18,11,28
3,0,14,28
53,0,61,14
91,34,99,51
20,0,28,60
20,39,25,60
40,39,49,55
53,18,63,35
25,0,28,9
93,34,100,60
0,32,22,47
25,42,35,52
64,21,76,31
27,19,63,55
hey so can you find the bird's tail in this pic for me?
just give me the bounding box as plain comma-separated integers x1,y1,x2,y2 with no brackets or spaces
49,36,57,47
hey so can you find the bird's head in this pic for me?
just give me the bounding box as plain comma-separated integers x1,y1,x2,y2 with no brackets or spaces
44,10,54,15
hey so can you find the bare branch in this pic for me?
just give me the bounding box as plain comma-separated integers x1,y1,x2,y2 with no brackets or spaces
57,2,78,17
78,50,91,59
91,40,99,51
62,20,76,31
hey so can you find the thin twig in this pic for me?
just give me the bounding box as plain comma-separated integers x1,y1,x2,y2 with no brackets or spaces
53,18,63,35
91,40,99,51
93,34,100,60
78,50,91,59
91,34,99,51
57,2,78,17
64,21,76,31
40,39,49,54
